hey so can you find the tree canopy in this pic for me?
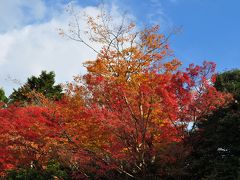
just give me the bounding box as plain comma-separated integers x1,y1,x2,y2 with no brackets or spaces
0,7,237,179
9,71,63,104
0,88,8,103
187,70,240,179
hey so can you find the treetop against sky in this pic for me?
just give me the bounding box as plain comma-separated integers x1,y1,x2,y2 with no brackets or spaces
0,0,239,95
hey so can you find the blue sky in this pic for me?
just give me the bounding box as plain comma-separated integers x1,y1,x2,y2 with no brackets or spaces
0,0,239,94
73,0,240,71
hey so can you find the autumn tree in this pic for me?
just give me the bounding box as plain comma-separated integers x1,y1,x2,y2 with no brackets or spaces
55,7,232,178
0,5,233,179
0,105,63,177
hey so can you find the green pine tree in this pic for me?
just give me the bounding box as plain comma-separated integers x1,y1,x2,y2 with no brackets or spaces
186,69,240,179
9,71,63,104
0,88,8,103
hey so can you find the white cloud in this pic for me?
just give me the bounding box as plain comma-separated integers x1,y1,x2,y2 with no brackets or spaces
0,4,98,95
0,2,128,96
0,34,15,64
0,0,47,32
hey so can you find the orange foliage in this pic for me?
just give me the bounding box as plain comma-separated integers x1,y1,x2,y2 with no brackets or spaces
0,11,233,178
52,16,232,177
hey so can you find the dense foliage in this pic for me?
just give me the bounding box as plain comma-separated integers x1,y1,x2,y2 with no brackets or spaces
9,71,63,104
0,10,238,179
186,70,240,179
0,88,8,103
